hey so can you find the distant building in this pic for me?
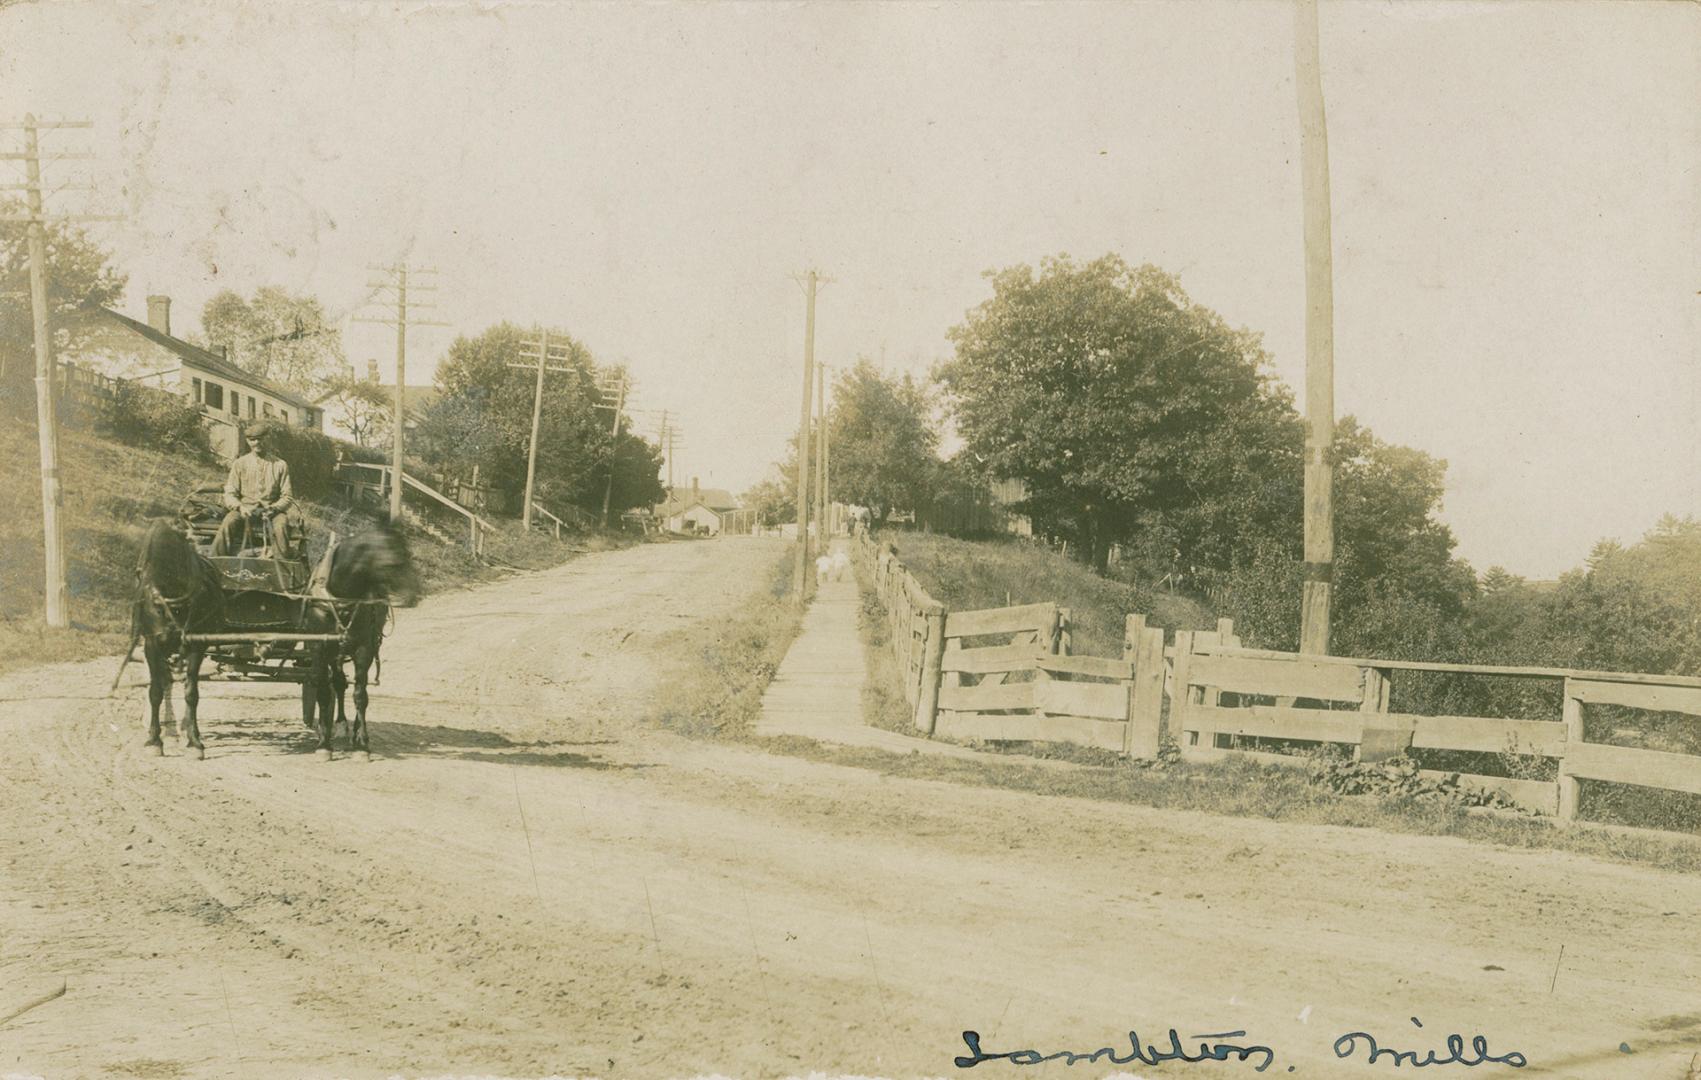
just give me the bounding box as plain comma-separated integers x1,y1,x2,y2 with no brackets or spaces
655,478,742,535
61,295,322,458
314,358,439,446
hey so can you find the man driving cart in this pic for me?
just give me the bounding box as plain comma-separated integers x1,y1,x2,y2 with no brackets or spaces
213,420,303,559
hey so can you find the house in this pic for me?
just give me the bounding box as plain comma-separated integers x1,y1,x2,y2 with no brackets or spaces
655,478,741,535
314,358,439,447
61,295,322,458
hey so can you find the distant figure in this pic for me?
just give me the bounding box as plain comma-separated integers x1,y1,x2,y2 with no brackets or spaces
830,549,850,581
815,553,834,585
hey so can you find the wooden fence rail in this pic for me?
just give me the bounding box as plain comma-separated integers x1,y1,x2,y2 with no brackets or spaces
854,531,1701,830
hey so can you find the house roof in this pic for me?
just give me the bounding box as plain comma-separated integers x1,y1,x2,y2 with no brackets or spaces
657,485,739,516
311,382,439,417
86,306,317,411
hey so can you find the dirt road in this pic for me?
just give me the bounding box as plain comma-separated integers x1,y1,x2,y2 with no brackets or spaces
3,536,1700,1079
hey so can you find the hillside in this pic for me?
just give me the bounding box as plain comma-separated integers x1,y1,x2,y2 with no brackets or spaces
0,417,634,675
0,416,222,670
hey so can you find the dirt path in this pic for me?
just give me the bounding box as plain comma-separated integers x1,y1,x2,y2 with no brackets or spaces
3,535,1700,1080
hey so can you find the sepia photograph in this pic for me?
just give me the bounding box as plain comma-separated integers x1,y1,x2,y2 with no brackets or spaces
1,1,1698,1077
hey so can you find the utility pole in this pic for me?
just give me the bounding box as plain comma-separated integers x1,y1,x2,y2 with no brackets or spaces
596,369,630,527
1294,0,1336,656
815,361,829,541
354,263,446,523
1,115,110,629
790,269,828,602
657,410,673,492
511,327,576,530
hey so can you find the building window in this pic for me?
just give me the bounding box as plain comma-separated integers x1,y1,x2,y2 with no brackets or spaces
279,409,290,425
262,402,273,417
232,391,241,415
204,382,224,410
248,397,256,419
192,377,203,403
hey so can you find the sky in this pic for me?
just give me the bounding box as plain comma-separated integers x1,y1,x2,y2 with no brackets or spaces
2,0,1695,579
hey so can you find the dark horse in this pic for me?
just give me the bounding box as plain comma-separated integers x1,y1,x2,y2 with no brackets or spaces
302,520,421,761
133,521,226,759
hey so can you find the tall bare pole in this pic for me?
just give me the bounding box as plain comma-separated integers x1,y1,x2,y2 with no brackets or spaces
792,270,819,602
1294,0,1335,655
512,328,574,530
815,362,828,540
391,269,408,522
25,118,65,627
355,264,444,523
822,365,831,537
2,116,105,628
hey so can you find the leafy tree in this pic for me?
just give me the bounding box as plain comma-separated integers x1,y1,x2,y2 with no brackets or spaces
826,359,940,523
319,374,393,448
0,202,127,410
941,254,1300,570
742,474,795,527
199,286,346,393
1203,417,1476,661
601,430,667,516
1330,418,1477,620
416,322,648,516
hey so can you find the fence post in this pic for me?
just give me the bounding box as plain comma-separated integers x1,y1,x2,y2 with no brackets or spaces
1123,614,1146,662
1057,607,1073,656
1355,667,1409,763
1169,630,1197,753
915,601,947,735
1125,618,1165,759
1557,677,1583,821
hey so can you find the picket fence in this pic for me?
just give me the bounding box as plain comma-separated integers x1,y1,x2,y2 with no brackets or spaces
855,532,1701,825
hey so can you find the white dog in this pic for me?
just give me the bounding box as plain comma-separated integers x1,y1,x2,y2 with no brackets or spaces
830,549,850,581
815,553,834,585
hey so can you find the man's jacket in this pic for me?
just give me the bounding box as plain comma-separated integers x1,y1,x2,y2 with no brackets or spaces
223,452,295,513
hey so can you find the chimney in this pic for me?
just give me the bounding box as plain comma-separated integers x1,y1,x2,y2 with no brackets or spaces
692,476,700,497
146,295,171,337
367,358,379,384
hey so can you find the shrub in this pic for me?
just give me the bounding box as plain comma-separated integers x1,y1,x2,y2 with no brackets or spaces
249,421,338,499
101,382,211,458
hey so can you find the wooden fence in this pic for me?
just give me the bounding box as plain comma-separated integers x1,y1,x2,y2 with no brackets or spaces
855,533,1701,827
335,462,495,555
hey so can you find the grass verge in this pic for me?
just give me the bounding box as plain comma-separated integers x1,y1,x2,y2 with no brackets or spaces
760,733,1701,873
650,542,809,739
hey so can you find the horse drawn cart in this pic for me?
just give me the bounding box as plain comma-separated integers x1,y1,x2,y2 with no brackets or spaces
118,484,346,686
123,484,417,761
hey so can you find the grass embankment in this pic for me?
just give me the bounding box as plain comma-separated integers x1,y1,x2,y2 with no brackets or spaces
651,543,809,739
838,529,1701,871
0,416,634,675
884,529,1212,655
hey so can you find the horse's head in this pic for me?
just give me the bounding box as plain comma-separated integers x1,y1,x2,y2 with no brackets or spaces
135,519,223,630
328,520,423,606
